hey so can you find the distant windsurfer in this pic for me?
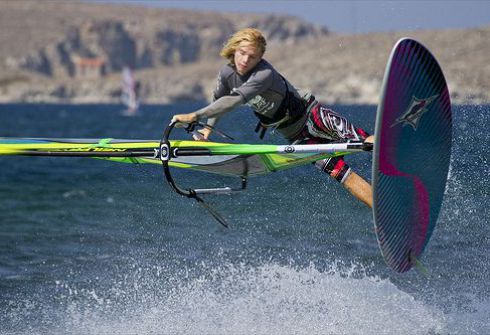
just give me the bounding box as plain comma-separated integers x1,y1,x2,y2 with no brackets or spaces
171,28,374,207
121,66,140,115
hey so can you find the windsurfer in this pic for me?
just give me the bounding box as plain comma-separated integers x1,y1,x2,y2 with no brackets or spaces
171,28,374,207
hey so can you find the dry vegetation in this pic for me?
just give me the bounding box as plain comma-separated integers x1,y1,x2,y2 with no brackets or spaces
0,1,488,104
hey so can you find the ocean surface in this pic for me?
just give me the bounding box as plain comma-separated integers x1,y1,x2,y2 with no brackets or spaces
0,103,488,334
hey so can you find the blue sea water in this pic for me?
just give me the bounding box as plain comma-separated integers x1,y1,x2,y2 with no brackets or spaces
0,103,488,334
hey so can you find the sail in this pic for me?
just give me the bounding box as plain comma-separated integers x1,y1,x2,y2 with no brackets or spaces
0,138,352,177
121,67,140,115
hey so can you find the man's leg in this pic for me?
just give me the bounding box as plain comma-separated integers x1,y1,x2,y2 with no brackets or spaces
342,171,373,208
315,157,373,208
364,135,374,144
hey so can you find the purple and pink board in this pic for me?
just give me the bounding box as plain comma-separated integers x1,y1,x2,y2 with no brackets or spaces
372,38,452,273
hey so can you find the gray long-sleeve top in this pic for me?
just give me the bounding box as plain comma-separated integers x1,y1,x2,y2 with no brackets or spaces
195,59,307,139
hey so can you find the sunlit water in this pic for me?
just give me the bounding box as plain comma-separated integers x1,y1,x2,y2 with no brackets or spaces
0,104,488,334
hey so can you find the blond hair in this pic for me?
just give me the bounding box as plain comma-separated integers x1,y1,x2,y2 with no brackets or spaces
220,28,267,64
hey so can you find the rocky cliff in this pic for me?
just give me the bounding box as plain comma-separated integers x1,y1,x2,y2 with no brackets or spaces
0,1,488,105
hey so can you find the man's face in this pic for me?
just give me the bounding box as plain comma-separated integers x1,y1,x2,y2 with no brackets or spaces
234,42,263,75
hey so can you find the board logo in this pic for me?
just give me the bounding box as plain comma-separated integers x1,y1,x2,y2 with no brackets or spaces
159,144,169,161
284,146,295,153
392,94,438,130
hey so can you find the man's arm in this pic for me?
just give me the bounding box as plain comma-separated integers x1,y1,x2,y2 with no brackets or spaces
194,116,219,140
194,95,243,120
171,95,243,139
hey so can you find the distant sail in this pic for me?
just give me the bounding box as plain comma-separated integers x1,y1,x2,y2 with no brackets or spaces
121,67,140,116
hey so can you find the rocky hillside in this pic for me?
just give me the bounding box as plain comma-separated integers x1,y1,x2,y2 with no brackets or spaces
0,1,488,104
